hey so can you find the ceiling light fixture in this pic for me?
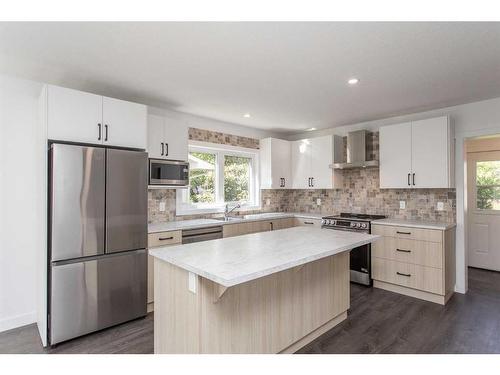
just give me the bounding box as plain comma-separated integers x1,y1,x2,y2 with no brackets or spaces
243,113,251,118
348,78,359,85
307,127,316,131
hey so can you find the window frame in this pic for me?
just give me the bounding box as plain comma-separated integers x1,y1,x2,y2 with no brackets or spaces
176,140,260,216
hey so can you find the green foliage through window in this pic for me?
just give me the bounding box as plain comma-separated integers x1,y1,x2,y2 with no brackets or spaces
224,155,250,203
189,152,216,203
476,161,500,210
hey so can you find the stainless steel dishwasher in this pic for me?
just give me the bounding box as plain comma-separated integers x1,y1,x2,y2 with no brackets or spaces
182,226,223,244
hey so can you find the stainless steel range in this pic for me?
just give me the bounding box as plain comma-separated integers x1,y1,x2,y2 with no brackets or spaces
322,213,386,286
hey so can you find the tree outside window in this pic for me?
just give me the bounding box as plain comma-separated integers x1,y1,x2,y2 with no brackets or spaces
476,160,500,210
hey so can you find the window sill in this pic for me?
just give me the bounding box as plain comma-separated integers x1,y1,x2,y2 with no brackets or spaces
175,204,262,217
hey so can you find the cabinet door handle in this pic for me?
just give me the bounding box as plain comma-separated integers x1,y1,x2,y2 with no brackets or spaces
396,272,411,277
97,123,101,140
407,173,411,186
412,173,415,186
158,236,174,241
396,248,411,253
304,221,314,225
283,178,285,187
270,222,274,231
165,143,169,156
104,124,108,141
396,231,411,235
311,177,314,187
161,142,164,156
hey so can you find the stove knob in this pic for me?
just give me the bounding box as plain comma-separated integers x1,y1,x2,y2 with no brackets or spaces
361,223,367,229
321,219,326,225
356,223,362,228
350,222,356,228
331,220,336,225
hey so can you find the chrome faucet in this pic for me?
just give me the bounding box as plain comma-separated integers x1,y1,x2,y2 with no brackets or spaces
224,203,241,221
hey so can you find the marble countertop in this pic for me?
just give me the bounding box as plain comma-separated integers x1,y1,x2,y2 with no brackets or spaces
149,226,381,287
372,218,456,230
148,212,324,233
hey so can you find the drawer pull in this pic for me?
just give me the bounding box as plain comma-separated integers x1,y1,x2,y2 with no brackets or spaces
396,248,411,253
396,272,411,277
396,231,411,235
304,221,314,225
158,236,174,241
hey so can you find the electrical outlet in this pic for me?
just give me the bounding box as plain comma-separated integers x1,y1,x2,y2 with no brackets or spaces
437,202,444,211
159,201,166,212
316,198,321,206
399,201,406,210
266,198,271,206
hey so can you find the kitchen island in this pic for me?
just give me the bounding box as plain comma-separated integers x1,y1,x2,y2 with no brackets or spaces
150,226,380,354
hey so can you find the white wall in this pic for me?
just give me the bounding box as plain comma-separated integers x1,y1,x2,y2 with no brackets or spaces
288,97,500,294
0,75,44,332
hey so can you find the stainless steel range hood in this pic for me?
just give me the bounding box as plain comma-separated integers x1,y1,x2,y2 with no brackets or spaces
331,130,379,169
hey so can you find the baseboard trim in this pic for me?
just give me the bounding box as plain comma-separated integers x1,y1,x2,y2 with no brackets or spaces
374,280,450,305
0,311,36,333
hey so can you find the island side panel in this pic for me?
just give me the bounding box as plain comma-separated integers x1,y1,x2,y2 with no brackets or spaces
154,259,201,354
199,252,350,354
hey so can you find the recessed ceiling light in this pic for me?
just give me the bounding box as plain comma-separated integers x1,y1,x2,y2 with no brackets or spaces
348,78,360,85
243,113,251,118
307,127,316,131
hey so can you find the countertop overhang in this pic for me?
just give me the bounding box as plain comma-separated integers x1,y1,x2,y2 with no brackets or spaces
150,226,381,287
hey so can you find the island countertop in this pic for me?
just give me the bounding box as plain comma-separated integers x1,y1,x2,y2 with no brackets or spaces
150,226,380,287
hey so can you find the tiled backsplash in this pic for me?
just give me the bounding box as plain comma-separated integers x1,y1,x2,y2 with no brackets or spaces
149,130,456,224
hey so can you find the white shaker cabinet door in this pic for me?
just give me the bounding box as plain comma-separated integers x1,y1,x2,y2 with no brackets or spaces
411,116,450,188
102,96,147,149
47,85,103,145
310,135,333,189
379,122,412,188
291,139,312,189
163,115,188,161
147,115,165,159
272,138,292,188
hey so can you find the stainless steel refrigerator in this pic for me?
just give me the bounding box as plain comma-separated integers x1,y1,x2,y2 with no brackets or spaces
48,143,148,345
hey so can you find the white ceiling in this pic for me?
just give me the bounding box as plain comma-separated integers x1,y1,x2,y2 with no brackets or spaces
1,22,500,134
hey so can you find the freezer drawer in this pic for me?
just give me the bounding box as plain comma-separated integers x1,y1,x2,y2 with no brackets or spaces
50,250,147,345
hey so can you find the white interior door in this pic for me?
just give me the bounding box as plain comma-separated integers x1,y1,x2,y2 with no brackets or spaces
467,150,500,271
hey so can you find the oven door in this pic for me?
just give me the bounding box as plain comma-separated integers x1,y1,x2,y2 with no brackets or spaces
149,159,189,186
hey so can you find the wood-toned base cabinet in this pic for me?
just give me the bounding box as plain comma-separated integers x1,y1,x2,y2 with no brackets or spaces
154,252,350,354
371,224,455,305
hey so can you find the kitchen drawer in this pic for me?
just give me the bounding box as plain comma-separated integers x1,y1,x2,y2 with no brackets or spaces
148,230,182,248
372,237,443,269
294,218,322,228
372,258,443,295
372,224,442,243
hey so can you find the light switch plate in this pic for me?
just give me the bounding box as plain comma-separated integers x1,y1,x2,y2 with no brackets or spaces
266,198,271,206
399,201,406,209
316,198,321,206
437,202,444,211
159,201,166,212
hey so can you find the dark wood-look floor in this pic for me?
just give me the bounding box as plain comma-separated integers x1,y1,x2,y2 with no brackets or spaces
1,267,500,354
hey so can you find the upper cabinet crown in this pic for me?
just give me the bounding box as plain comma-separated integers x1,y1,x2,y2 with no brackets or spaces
147,114,188,161
44,85,147,149
379,116,454,189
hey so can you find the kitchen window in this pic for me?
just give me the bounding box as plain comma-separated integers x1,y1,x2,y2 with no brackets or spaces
176,142,260,215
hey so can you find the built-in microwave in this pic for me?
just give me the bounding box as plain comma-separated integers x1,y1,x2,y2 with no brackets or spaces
149,159,189,186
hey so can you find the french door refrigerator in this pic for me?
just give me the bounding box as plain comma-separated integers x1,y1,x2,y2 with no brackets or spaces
48,143,148,345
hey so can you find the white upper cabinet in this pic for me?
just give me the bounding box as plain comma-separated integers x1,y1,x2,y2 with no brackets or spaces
379,122,412,188
47,85,103,145
102,97,147,149
379,116,454,189
260,138,292,189
147,114,188,161
45,85,147,149
291,139,312,189
291,135,342,189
